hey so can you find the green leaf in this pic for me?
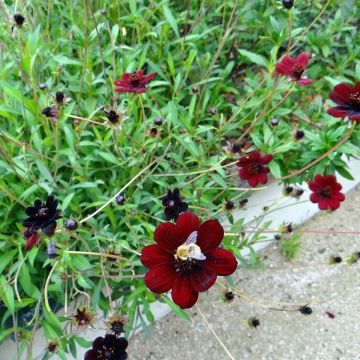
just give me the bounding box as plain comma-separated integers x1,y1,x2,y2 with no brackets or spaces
160,295,191,321
238,49,268,67
163,4,179,38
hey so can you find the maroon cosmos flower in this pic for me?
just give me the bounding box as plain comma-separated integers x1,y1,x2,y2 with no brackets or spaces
22,195,61,236
114,70,155,93
162,188,188,221
308,174,345,211
276,53,313,86
140,212,237,309
236,151,273,187
327,82,360,121
84,334,128,360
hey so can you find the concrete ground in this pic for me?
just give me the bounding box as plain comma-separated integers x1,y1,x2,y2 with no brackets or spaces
129,186,360,360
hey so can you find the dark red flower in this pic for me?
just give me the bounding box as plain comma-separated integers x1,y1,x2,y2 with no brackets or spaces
236,151,273,187
327,82,360,121
114,70,155,94
140,212,237,309
22,195,61,236
276,53,313,86
308,174,345,211
84,334,128,360
162,188,188,221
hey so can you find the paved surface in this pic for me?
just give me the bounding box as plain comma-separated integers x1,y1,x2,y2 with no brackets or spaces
129,186,360,360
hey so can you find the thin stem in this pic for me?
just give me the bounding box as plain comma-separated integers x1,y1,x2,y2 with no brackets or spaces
275,122,356,181
44,260,60,312
63,250,129,260
196,305,235,360
80,143,171,224
286,10,292,55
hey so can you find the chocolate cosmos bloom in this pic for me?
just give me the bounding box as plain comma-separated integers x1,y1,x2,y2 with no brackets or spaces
140,212,237,309
237,151,273,187
276,53,313,86
308,174,345,211
22,195,61,236
84,334,128,360
114,70,155,93
327,82,360,121
162,188,188,221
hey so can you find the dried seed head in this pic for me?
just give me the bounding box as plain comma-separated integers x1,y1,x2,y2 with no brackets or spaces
248,317,260,328
14,13,25,27
299,305,312,315
294,130,305,141
224,291,235,302
329,256,342,264
225,200,235,211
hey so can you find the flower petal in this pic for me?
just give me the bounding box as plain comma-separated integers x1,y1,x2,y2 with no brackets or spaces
348,113,360,121
25,207,37,216
84,350,97,360
171,273,199,309
176,212,201,239
261,154,273,164
190,265,217,292
327,198,340,210
41,221,57,236
196,219,224,251
92,336,105,350
204,248,237,276
298,78,313,86
330,83,354,104
276,56,295,76
25,233,39,251
140,244,173,268
144,263,178,293
141,72,156,84
295,53,311,68
257,173,269,184
247,176,259,187
115,87,137,93
154,222,184,252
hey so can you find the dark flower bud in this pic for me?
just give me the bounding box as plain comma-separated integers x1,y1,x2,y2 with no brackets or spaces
284,186,294,196
295,188,304,197
209,107,217,115
274,234,282,240
162,188,188,221
239,198,248,207
14,13,25,27
282,0,294,9
149,127,158,136
270,118,279,126
101,8,107,15
46,244,60,259
190,86,199,95
282,222,294,234
55,91,65,104
104,109,120,124
42,106,58,118
46,340,59,353
115,194,125,205
294,130,305,141
65,219,78,230
299,305,312,315
248,317,260,328
39,83,47,90
154,117,163,126
329,256,342,264
224,291,235,302
225,200,235,211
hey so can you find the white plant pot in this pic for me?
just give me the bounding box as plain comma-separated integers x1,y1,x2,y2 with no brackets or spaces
2,158,360,359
